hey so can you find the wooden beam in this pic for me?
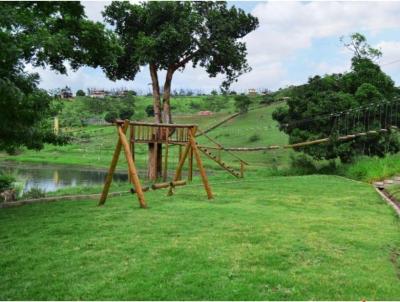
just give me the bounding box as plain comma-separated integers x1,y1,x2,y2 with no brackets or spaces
115,120,197,128
189,127,213,199
118,120,147,208
99,123,129,206
188,146,193,182
151,180,186,190
163,127,169,181
173,142,191,182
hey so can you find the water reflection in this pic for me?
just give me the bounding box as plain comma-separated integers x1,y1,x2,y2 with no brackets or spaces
0,161,128,192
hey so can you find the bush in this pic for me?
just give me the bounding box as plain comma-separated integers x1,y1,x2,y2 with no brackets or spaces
189,101,202,110
290,153,318,175
234,94,251,113
104,111,118,123
248,134,261,143
0,174,15,192
145,105,154,117
119,108,134,120
76,89,85,96
22,187,46,200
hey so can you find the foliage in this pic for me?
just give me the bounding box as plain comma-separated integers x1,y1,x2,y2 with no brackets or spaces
21,187,46,200
145,105,155,117
260,93,276,105
76,90,86,97
102,1,258,123
119,108,134,120
204,96,228,112
234,94,251,113
273,34,399,163
248,134,261,143
104,111,118,123
0,174,15,193
0,2,120,153
58,94,136,126
340,33,382,61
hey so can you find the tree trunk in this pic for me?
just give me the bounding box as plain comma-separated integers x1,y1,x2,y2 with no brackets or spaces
162,67,174,124
149,64,162,124
148,64,163,180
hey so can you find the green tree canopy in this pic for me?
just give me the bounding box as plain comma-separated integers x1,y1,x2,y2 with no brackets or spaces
102,1,258,124
273,33,400,163
0,1,120,153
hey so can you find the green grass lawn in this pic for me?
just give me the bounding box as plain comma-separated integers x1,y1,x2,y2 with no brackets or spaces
1,175,399,300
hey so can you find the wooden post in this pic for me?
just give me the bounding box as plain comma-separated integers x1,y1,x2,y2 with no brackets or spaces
188,127,213,199
154,134,158,179
178,145,183,180
240,161,244,178
119,120,147,208
128,125,135,182
130,125,135,161
173,142,191,182
99,122,129,205
188,146,193,182
163,128,169,181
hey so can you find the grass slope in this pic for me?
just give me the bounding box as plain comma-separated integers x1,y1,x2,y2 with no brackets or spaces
197,102,293,169
0,175,399,300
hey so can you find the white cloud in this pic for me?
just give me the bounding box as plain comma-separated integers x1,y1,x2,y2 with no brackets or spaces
376,41,400,73
82,1,110,22
29,1,400,93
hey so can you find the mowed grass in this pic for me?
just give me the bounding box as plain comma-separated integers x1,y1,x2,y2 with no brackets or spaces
1,175,399,300
197,102,294,169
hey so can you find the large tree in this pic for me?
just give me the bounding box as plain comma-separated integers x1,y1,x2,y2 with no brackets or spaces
0,1,120,153
273,33,400,163
102,1,258,178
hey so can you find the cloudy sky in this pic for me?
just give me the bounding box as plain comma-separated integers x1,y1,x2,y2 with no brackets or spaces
29,1,400,94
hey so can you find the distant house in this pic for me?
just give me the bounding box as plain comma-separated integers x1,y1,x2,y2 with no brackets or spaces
59,86,73,99
88,88,109,98
248,88,257,96
198,111,213,116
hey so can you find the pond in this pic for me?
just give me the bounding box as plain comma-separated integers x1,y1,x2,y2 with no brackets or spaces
0,161,129,193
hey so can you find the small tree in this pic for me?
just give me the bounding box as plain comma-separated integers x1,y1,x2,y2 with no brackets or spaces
102,1,258,179
76,90,86,97
234,95,251,114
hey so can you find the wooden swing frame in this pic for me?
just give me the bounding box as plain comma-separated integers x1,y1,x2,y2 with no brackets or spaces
99,120,213,208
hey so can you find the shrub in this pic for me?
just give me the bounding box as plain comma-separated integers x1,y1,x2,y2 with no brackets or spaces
0,174,15,192
104,111,118,123
189,101,202,110
22,187,46,200
76,89,85,96
145,105,155,117
234,94,251,113
119,108,134,120
290,153,318,175
248,134,261,143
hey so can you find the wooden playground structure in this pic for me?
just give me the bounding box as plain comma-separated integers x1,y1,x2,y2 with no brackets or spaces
99,120,215,208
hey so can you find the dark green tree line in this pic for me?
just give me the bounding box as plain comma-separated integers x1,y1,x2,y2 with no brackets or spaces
273,33,400,163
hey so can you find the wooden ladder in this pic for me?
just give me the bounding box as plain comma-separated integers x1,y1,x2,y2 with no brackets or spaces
198,146,241,178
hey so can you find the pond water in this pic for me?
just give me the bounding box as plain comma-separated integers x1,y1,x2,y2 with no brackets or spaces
0,161,128,193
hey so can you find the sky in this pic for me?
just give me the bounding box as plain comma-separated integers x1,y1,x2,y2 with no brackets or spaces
28,1,400,94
